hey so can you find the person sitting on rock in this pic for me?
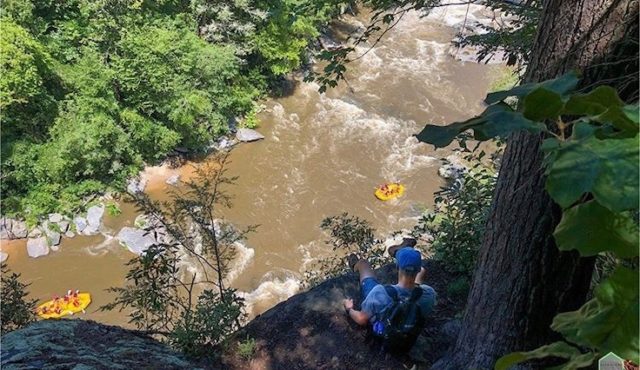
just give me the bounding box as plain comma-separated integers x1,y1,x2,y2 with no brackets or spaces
343,237,436,351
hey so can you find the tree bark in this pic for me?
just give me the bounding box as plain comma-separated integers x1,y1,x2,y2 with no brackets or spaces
433,0,639,369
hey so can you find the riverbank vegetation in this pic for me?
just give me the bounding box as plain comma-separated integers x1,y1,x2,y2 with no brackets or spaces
1,0,337,222
101,153,255,357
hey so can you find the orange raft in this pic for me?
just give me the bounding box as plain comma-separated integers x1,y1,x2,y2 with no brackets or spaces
36,290,91,319
374,183,405,201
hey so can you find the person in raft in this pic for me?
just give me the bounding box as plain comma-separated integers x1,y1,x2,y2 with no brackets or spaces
343,237,436,351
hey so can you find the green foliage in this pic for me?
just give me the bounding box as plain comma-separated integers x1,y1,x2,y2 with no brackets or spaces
1,0,330,219
1,264,37,334
414,162,497,276
544,133,638,212
455,0,541,68
170,289,244,357
102,153,250,356
416,73,639,369
553,267,638,362
236,335,257,360
105,202,122,217
0,20,60,139
254,4,320,75
554,201,638,258
446,276,470,301
303,213,388,288
496,341,597,370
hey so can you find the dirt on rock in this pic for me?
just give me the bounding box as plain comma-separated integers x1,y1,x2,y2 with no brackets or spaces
221,259,465,370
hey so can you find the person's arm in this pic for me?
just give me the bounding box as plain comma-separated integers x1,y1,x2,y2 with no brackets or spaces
415,267,427,284
343,299,370,326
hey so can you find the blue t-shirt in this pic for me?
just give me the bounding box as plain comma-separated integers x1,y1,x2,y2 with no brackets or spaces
361,284,436,323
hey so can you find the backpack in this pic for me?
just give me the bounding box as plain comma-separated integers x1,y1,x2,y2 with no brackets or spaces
371,285,425,353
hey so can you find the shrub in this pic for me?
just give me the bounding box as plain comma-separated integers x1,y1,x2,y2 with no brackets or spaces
446,276,470,301
414,159,497,277
303,213,388,288
236,336,257,360
1,264,37,334
102,152,251,357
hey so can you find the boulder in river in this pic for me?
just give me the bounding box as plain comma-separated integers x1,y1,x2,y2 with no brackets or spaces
438,163,466,181
0,251,8,263
116,227,156,255
165,174,180,186
12,220,28,239
48,213,63,223
127,177,147,194
58,220,70,233
0,217,11,239
64,230,75,238
0,218,27,240
74,217,88,233
85,205,105,234
236,128,265,142
27,237,49,258
28,227,43,238
46,231,62,247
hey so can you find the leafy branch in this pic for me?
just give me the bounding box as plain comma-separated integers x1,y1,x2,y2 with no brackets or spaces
415,71,639,368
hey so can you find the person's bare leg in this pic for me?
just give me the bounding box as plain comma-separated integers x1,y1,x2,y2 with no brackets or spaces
354,259,376,283
415,267,427,284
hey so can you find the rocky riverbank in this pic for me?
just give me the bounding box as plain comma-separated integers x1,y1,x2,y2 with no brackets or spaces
0,128,269,262
1,259,464,370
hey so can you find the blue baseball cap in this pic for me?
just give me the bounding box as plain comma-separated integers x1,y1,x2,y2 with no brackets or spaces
396,247,422,273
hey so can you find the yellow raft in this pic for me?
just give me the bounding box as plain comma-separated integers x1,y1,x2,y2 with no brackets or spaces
36,291,91,319
374,183,405,201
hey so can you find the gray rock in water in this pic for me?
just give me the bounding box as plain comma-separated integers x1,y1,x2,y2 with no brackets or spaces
0,320,202,370
46,230,61,246
58,220,70,233
50,244,60,252
28,227,43,238
48,213,63,223
127,177,148,194
165,174,180,186
0,251,8,263
0,217,12,239
236,128,265,142
11,220,28,239
116,227,156,255
438,163,466,180
86,205,105,229
27,237,49,258
74,217,88,233
64,230,75,238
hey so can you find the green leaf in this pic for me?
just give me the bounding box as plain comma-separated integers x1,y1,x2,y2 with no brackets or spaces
495,341,581,370
473,110,547,140
545,135,639,212
485,70,580,105
547,352,597,370
485,82,537,104
564,86,624,116
554,200,639,258
552,267,639,363
415,120,478,148
595,106,639,134
523,87,565,121
416,104,547,148
622,105,639,123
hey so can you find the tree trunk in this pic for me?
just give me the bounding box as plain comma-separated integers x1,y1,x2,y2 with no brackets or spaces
433,1,639,369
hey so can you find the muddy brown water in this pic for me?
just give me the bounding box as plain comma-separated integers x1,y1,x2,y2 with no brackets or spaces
2,9,502,326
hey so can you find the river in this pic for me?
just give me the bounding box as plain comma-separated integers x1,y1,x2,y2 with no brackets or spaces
2,5,504,326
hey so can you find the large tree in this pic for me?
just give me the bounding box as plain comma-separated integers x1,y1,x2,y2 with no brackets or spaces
432,0,639,368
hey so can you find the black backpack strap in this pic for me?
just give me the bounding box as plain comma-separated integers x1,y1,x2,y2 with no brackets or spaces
384,285,399,302
409,287,423,302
